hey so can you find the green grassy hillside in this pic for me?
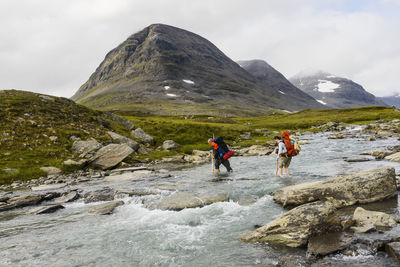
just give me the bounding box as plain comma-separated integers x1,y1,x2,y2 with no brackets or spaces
1,90,399,186
0,90,130,184
125,106,400,154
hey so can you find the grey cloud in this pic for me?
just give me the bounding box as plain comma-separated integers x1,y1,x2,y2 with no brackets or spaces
0,0,399,97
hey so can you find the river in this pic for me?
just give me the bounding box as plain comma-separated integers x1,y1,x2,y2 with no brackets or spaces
1,128,400,266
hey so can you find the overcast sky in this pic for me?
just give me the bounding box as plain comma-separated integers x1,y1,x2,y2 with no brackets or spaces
1,0,399,97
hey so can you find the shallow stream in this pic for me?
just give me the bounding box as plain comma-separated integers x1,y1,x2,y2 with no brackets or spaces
1,128,400,266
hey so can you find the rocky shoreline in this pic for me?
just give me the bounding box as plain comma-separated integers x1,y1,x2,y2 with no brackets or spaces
1,119,400,265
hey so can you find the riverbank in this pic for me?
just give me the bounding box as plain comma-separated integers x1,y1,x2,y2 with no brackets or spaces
1,124,400,266
1,92,400,185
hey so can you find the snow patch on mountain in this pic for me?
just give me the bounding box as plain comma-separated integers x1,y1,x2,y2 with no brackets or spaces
317,99,327,105
183,79,195,85
315,80,340,93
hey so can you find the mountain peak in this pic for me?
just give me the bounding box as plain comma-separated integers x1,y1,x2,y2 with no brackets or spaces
71,25,324,115
290,71,387,108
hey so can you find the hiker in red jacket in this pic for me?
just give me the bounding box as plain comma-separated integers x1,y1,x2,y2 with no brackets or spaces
208,137,233,173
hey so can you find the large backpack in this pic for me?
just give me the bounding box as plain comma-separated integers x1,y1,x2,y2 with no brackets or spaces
281,131,298,157
212,137,234,160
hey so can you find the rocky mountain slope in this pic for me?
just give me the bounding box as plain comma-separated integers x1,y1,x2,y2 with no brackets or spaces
0,90,142,184
237,60,323,109
72,24,323,116
290,71,387,109
378,94,400,108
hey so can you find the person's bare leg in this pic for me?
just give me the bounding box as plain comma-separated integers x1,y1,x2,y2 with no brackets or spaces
285,167,290,176
278,168,283,176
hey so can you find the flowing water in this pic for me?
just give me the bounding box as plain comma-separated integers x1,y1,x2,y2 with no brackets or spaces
1,129,400,266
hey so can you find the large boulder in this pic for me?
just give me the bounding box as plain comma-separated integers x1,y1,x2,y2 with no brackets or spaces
156,192,228,211
353,207,397,228
107,131,140,151
131,128,155,145
90,144,133,170
274,167,397,208
71,139,102,157
240,201,336,247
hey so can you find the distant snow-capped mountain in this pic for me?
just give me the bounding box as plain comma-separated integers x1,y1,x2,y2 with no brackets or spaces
289,71,387,108
378,94,400,108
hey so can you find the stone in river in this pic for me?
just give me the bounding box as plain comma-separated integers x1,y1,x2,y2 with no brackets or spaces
88,201,124,215
156,192,228,211
274,167,397,209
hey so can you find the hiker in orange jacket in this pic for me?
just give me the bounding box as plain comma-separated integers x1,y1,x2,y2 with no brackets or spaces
208,137,233,173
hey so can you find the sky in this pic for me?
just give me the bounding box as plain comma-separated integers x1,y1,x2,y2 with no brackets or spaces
0,0,399,98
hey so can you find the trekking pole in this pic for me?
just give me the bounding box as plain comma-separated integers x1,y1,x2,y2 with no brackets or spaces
211,133,215,175
211,151,215,175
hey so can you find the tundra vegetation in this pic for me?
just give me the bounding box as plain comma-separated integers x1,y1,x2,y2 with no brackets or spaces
1,90,399,184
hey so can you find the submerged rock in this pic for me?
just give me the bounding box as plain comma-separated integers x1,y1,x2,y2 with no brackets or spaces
353,207,397,228
31,204,65,214
88,200,124,215
156,192,228,211
273,167,397,208
240,201,336,247
360,149,393,159
386,242,400,264
344,158,371,163
327,133,345,139
307,232,355,256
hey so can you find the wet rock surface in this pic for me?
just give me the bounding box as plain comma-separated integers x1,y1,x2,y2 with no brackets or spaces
83,187,116,203
240,201,336,247
31,204,65,215
54,191,79,203
386,242,400,264
88,200,124,215
307,232,356,256
274,167,397,208
156,192,228,211
353,207,397,228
